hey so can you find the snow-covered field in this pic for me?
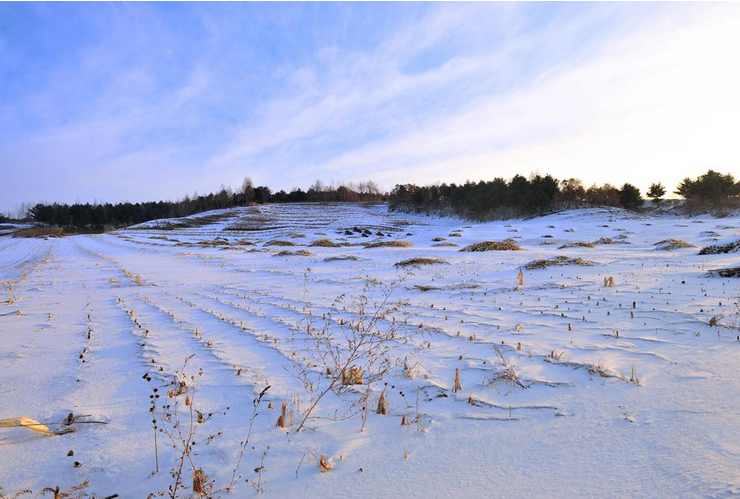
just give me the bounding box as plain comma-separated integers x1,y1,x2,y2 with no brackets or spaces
1,202,739,498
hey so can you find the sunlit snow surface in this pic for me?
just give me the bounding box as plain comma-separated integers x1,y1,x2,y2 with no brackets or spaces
1,203,739,498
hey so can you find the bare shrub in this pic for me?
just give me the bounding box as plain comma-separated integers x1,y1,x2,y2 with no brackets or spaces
293,271,422,432
146,356,228,498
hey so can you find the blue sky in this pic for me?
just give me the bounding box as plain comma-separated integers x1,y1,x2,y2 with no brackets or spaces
1,2,739,211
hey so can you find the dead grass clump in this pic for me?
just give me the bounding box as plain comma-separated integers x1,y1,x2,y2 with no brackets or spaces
341,367,364,385
394,257,447,268
12,227,64,238
275,250,312,257
364,241,413,249
323,255,359,262
432,237,446,242
593,237,622,245
324,255,359,262
486,365,528,390
413,284,441,292
699,239,740,255
309,238,341,248
709,267,740,278
460,239,521,252
655,239,696,251
195,238,231,247
525,256,593,270
432,242,459,247
193,469,211,497
558,241,595,249
264,239,296,247
545,356,634,383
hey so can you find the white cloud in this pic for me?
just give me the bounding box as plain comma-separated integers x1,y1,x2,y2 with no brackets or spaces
2,2,738,212
298,3,740,193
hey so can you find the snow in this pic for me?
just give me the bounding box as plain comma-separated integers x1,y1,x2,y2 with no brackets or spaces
1,203,740,498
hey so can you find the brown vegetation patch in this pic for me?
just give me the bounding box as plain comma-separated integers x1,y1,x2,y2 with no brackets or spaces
558,241,595,249
12,227,64,238
394,258,447,267
460,239,521,252
274,249,312,257
363,241,413,249
323,255,359,262
593,237,629,245
309,238,342,248
525,256,594,270
264,239,297,247
655,239,696,251
708,267,740,277
699,239,740,255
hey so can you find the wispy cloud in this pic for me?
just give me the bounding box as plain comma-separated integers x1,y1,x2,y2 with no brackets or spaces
0,2,738,211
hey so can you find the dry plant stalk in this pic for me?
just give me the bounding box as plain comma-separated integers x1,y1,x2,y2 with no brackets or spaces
630,364,641,385
147,356,225,498
376,390,387,415
227,385,269,493
192,469,209,497
341,367,364,385
319,455,333,472
453,368,462,393
0,417,57,436
277,401,293,428
517,267,524,286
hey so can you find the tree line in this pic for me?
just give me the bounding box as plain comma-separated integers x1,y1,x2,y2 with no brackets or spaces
27,179,383,229
388,169,739,220
22,169,739,229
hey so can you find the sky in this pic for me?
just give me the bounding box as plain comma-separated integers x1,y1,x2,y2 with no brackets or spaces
1,2,739,212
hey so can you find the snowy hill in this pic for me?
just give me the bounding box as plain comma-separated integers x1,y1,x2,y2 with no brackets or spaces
1,204,740,498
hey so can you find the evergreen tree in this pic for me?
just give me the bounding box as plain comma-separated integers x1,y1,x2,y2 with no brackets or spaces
618,183,644,210
647,183,666,203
